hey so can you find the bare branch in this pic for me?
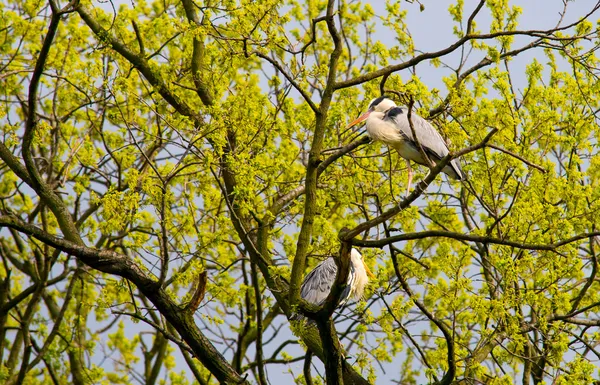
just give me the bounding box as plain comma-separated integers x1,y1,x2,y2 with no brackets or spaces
487,144,547,173
354,229,600,252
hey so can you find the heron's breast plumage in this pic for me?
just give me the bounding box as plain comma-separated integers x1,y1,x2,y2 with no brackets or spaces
349,252,369,300
365,117,404,144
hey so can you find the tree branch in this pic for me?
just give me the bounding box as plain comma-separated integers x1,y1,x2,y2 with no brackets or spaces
354,229,600,252
76,5,203,120
487,144,547,173
269,136,370,215
336,5,600,90
181,0,213,106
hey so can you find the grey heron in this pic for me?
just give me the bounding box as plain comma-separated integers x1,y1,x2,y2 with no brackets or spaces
347,97,466,196
301,248,374,309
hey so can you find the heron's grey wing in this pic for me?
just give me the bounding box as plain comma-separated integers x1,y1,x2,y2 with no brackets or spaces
301,257,356,306
388,108,466,179
388,108,450,160
300,257,338,306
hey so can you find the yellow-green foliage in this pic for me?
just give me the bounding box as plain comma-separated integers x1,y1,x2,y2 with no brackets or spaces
1,0,600,384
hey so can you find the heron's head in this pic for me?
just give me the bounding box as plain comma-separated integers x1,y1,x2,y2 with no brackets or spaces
346,97,397,129
368,96,396,112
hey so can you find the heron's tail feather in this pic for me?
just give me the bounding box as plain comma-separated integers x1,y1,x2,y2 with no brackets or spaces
445,159,466,181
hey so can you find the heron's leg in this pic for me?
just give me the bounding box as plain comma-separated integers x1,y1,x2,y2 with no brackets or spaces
405,159,413,197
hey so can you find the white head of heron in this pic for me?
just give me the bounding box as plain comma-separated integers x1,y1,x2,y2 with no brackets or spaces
346,96,397,130
349,248,374,302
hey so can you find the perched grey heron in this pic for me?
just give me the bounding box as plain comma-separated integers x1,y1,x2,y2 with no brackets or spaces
347,97,466,196
301,248,374,308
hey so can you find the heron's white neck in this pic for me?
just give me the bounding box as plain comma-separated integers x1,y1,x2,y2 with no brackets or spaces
350,251,369,300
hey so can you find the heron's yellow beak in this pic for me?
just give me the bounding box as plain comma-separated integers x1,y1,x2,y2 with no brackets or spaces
346,111,371,129
363,262,376,280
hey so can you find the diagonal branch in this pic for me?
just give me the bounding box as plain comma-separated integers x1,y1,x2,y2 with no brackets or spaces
486,144,546,173
253,51,318,113
269,136,370,215
76,6,202,120
465,0,486,36
340,128,498,241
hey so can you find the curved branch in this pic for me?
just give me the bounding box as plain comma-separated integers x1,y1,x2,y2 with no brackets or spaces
354,229,600,252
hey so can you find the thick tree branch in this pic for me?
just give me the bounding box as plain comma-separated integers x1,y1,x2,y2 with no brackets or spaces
0,143,33,187
181,0,213,106
289,0,344,307
18,5,84,250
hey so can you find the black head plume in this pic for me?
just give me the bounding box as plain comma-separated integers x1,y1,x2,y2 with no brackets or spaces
385,106,404,119
368,96,387,110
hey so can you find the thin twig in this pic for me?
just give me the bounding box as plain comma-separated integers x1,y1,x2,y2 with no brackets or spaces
487,144,547,173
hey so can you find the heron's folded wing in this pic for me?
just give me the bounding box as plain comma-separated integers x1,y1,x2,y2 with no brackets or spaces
388,109,450,161
300,257,338,306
